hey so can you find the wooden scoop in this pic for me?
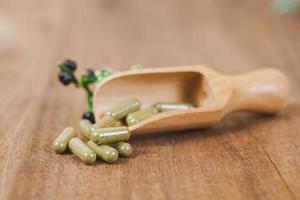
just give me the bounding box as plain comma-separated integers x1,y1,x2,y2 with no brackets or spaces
93,66,289,135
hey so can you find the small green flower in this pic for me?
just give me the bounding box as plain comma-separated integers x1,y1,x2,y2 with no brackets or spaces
95,69,115,83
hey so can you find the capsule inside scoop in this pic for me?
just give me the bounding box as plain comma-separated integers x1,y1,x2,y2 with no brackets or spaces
154,102,194,112
126,107,158,126
93,71,207,123
105,99,141,120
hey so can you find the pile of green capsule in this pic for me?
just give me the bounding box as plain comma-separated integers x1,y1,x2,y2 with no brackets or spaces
52,99,194,164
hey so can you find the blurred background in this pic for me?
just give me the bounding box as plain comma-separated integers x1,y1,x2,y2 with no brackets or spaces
1,0,299,108
0,0,299,71
0,0,300,199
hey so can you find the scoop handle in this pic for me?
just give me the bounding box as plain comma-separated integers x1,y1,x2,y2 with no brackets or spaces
226,69,289,114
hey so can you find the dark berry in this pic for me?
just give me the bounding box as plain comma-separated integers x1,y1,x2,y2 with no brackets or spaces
58,71,73,85
63,59,77,71
87,68,95,77
82,111,95,123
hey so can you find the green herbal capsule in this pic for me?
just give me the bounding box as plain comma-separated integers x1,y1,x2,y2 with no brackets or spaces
68,137,96,165
87,141,118,163
79,119,92,139
90,126,130,144
113,142,133,157
90,116,117,135
126,107,158,126
154,102,194,112
105,99,141,119
52,127,76,154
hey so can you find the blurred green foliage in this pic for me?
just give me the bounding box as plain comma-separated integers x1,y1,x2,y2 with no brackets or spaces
271,0,300,14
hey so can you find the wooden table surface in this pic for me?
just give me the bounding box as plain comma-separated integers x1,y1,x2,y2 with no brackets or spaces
0,0,299,199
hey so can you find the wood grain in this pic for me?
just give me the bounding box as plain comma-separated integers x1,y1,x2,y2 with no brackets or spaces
0,0,299,199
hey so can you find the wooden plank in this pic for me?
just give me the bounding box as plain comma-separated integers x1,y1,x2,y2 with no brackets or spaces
0,0,299,199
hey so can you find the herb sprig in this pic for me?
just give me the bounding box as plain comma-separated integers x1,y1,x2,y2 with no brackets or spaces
58,59,114,123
